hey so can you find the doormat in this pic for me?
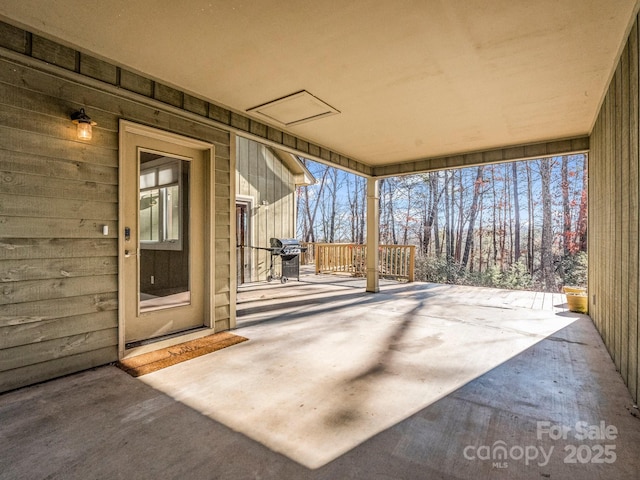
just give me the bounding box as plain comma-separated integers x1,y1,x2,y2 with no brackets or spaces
117,332,248,377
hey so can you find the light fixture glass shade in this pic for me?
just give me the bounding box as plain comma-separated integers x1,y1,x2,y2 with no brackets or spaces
77,121,92,140
70,108,97,141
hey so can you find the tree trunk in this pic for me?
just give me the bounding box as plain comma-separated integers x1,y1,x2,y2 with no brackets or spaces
347,176,357,243
444,171,452,261
478,192,484,272
455,170,464,262
434,208,442,256
422,185,432,255
358,177,366,244
462,166,484,268
526,162,535,273
388,179,398,244
561,156,572,256
402,182,413,245
303,165,329,243
577,156,588,252
499,167,507,269
328,168,338,242
424,172,446,255
303,185,314,243
491,166,498,267
512,162,521,262
539,159,555,290
504,164,513,265
379,178,386,243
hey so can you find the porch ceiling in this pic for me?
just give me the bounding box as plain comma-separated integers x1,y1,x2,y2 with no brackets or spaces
1,1,637,167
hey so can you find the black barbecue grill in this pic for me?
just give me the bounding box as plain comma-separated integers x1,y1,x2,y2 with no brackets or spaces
268,237,306,283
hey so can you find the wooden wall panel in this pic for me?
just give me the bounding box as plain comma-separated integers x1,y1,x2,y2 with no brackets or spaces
0,56,119,392
0,19,368,175
589,13,640,403
235,137,297,281
629,21,639,403
0,347,115,393
0,38,231,391
621,41,631,382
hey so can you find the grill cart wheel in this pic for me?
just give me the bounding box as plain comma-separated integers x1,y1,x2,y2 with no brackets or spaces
267,275,273,282
281,276,288,284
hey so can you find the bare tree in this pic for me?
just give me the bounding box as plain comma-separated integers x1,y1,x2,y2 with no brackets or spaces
301,162,329,243
461,166,484,269
327,167,339,242
539,158,555,290
526,161,535,273
561,156,572,256
422,172,444,255
346,175,367,244
444,171,453,261
504,163,513,265
455,170,465,262
577,157,588,251
490,166,499,267
512,162,521,262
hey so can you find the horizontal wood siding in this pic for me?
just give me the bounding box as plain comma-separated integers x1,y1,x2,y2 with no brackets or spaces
236,137,295,281
0,54,120,391
589,14,640,403
0,19,369,175
0,25,232,391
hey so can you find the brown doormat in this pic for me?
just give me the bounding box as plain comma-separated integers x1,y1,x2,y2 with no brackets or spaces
117,332,248,377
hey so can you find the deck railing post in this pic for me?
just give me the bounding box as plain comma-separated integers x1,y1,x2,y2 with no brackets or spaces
408,245,415,282
315,244,321,274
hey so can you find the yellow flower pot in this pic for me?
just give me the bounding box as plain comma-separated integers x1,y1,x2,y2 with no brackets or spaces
563,286,587,295
566,293,588,314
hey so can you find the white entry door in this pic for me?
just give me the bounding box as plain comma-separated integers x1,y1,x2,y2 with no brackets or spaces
120,122,213,345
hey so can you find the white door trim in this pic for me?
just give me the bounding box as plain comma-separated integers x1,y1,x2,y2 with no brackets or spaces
118,120,216,359
236,195,255,283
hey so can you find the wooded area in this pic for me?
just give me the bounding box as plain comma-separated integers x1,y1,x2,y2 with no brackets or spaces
297,155,587,292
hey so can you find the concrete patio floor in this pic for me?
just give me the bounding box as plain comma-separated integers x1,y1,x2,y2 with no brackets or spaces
2,272,640,479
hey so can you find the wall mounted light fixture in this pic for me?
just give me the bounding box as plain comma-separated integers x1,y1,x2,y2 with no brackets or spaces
70,108,97,140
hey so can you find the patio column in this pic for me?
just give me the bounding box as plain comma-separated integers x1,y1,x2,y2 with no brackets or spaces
366,177,379,293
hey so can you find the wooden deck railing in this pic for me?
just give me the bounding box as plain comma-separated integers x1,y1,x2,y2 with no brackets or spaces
312,243,415,282
300,242,316,265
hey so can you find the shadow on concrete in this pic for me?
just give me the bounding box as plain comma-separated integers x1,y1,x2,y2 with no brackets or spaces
2,317,640,479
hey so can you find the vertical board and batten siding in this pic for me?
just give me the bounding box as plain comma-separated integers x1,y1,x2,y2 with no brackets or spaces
236,137,295,281
589,14,640,403
0,24,232,392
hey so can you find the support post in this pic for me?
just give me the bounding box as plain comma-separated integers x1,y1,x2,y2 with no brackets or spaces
229,133,237,329
366,177,380,293
408,245,416,282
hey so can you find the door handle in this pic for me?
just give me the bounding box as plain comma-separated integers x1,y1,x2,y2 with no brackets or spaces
124,249,140,258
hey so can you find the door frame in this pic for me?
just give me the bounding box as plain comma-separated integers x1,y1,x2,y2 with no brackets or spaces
236,195,254,284
118,120,216,359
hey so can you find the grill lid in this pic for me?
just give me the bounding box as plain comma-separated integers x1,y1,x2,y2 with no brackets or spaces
270,238,301,248
269,238,306,256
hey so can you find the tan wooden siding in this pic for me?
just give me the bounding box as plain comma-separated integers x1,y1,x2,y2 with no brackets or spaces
0,19,367,175
589,14,640,403
0,55,119,392
236,137,296,281
0,54,231,391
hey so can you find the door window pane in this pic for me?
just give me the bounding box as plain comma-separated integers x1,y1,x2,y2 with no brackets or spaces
140,189,159,241
138,150,191,312
139,153,184,251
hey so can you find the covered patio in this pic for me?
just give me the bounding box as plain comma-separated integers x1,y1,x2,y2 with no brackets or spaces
1,2,640,478
2,272,639,479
